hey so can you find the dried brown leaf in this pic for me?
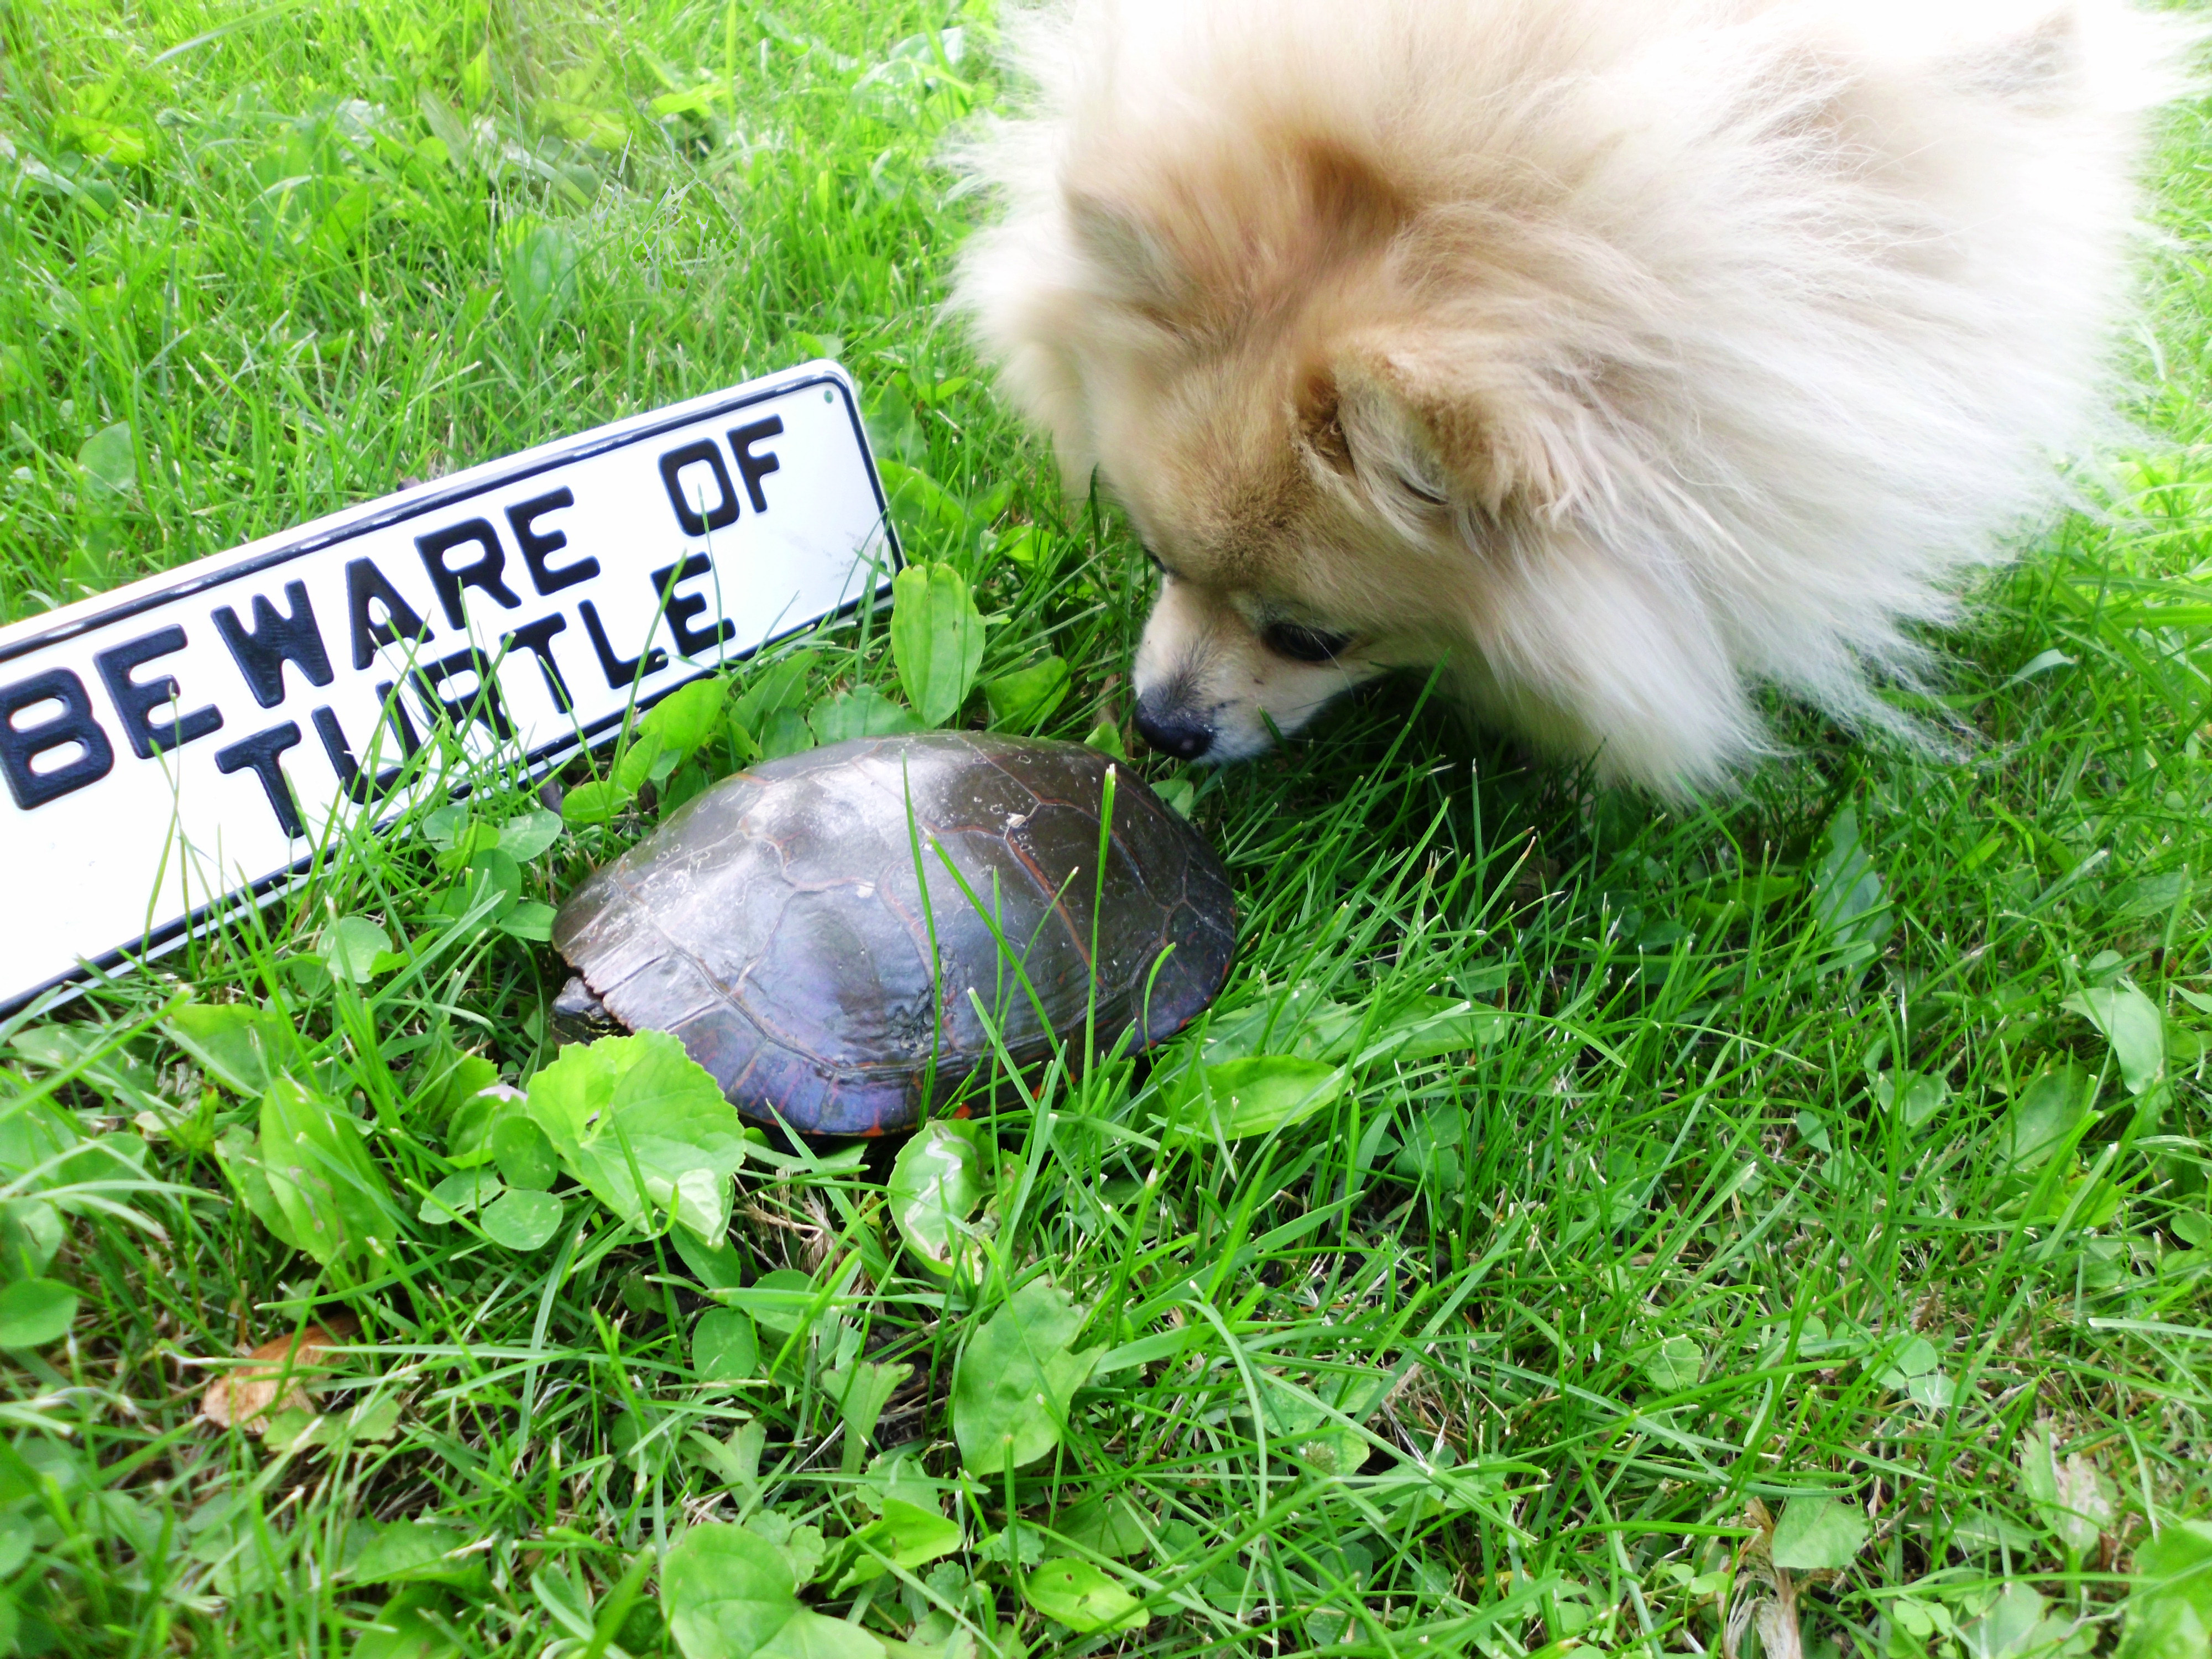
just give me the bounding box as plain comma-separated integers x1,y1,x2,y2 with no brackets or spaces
1725,1498,1806,1659
199,1314,358,1432
1754,1574,1805,1659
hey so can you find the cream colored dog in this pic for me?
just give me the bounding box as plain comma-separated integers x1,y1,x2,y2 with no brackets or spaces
953,0,2186,792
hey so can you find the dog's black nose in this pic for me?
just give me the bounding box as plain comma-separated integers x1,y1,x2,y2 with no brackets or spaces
1135,699,1213,760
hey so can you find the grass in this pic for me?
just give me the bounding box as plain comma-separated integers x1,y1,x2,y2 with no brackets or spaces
1,2,2209,1657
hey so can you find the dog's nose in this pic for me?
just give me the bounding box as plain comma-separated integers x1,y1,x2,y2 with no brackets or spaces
1134,698,1213,760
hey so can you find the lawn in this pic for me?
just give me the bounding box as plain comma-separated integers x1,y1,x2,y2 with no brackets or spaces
2,2,2210,1658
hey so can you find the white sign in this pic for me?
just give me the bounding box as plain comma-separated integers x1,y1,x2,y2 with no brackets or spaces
0,361,895,1014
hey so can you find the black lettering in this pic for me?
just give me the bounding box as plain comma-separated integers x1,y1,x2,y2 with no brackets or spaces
659,441,739,538
411,646,514,740
580,601,668,690
504,614,573,712
346,559,432,671
212,580,335,709
312,707,375,803
93,626,224,760
415,519,521,629
649,555,737,658
729,416,784,513
375,679,424,758
505,488,598,596
311,686,421,806
215,721,305,838
0,669,116,810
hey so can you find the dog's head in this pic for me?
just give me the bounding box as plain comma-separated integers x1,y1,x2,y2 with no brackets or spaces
1112,316,1588,763
1113,344,1454,763
961,128,1605,763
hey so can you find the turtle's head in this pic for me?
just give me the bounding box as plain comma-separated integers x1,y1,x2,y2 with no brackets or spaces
550,975,624,1042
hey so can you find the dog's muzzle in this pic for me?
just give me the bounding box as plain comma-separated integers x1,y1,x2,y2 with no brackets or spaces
1134,690,1214,760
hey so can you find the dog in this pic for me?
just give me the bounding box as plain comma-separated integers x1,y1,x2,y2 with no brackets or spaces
952,0,2187,794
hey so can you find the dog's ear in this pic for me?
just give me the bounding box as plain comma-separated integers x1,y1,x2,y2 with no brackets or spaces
1310,369,1454,523
1063,190,1187,311
1333,342,1597,522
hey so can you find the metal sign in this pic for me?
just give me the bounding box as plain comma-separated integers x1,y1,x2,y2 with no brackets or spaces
0,361,895,1014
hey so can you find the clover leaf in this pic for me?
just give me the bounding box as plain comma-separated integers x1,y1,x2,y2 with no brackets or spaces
661,1524,883,1659
525,1032,748,1244
1164,1056,1345,1142
1770,1495,1867,1572
886,1119,985,1275
890,561,984,727
1025,1559,1149,1634
952,1279,1100,1473
259,1076,393,1266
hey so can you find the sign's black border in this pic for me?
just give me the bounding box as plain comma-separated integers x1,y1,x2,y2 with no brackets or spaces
0,367,899,1017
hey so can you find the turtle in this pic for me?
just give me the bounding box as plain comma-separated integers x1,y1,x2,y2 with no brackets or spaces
550,731,1235,1135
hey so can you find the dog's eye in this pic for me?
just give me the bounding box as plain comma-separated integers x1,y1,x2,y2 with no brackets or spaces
1261,621,1354,664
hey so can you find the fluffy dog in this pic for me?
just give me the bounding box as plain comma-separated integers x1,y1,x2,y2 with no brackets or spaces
952,0,2187,792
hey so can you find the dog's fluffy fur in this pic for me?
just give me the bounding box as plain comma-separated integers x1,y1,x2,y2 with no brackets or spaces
953,0,2187,792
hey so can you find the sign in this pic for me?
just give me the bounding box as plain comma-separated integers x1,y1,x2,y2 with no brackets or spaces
0,361,895,1014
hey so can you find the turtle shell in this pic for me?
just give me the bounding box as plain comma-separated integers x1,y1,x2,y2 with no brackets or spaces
551,732,1235,1134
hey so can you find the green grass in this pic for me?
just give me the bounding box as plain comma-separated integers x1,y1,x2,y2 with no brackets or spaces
2,3,2210,1658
